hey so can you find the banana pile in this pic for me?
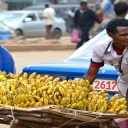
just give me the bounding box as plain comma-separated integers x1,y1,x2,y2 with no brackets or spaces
0,71,127,114
107,94,127,114
0,71,93,109
87,90,108,113
87,90,127,114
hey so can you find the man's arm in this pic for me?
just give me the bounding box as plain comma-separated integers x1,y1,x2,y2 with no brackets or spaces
82,66,100,84
83,43,104,84
91,10,101,24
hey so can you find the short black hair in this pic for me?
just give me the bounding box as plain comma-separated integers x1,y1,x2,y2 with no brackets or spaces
80,1,87,5
114,2,128,15
106,18,128,33
45,4,49,8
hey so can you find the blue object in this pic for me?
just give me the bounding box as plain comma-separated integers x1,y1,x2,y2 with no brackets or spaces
0,29,12,40
0,45,15,73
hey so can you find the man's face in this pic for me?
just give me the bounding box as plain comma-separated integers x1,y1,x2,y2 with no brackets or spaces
110,26,128,49
80,4,86,10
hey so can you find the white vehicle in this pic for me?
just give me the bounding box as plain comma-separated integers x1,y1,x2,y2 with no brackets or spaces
0,10,66,39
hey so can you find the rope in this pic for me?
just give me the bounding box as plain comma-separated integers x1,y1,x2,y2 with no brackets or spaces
11,107,15,121
9,107,16,128
57,110,103,128
77,113,103,125
57,110,77,128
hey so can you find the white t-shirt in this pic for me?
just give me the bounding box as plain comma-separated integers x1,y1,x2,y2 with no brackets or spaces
43,7,56,26
91,39,128,96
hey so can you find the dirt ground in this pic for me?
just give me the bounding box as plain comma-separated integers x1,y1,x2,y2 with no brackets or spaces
0,36,72,45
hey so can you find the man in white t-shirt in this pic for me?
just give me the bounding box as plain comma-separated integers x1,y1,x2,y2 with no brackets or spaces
83,18,128,106
43,4,56,39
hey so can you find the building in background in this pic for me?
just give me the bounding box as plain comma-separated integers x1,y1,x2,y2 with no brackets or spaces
2,0,127,10
2,0,96,10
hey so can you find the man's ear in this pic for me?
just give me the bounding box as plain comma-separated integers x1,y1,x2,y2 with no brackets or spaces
108,32,114,38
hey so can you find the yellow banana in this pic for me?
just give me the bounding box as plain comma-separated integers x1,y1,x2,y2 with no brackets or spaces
61,80,67,84
48,99,54,105
40,85,49,92
83,87,89,92
28,72,36,79
85,80,90,87
66,97,70,104
53,77,60,84
60,83,68,90
76,86,83,91
112,101,119,109
60,97,67,105
2,96,8,104
22,72,28,80
78,95,83,100
107,109,114,113
54,99,59,105
92,104,97,112
115,106,121,112
34,95,40,102
71,103,77,109
35,74,41,79
45,76,53,83
119,98,126,103
47,85,54,94
44,99,49,105
14,73,21,79
29,101,36,107
34,102,42,107
120,104,127,110
88,85,93,91
119,110,127,114
41,75,49,82
78,78,84,86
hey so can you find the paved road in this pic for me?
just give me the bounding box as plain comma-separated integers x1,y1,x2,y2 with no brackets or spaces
11,50,74,73
1,50,74,128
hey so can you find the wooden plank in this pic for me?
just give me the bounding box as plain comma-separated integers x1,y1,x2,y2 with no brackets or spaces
99,122,108,128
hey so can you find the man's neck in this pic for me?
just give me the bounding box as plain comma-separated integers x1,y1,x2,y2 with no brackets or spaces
116,14,126,18
113,43,126,50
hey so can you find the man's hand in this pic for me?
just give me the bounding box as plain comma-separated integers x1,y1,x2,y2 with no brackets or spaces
82,66,99,84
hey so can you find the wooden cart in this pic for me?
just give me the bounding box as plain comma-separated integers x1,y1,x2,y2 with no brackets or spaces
0,105,127,128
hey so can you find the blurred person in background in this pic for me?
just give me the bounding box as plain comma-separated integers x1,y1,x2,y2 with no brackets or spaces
74,0,101,49
43,4,56,39
95,0,103,21
103,0,116,20
67,7,75,33
94,2,128,36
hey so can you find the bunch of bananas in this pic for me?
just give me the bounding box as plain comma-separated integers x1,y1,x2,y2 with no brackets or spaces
0,71,127,114
107,94,127,114
87,90,127,114
0,72,93,109
87,90,108,112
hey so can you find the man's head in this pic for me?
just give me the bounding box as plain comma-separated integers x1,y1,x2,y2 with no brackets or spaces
70,7,75,12
114,2,128,18
80,0,87,10
45,4,49,8
106,18,128,49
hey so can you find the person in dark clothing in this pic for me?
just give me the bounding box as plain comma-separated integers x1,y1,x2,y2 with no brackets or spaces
94,2,128,36
74,0,101,49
